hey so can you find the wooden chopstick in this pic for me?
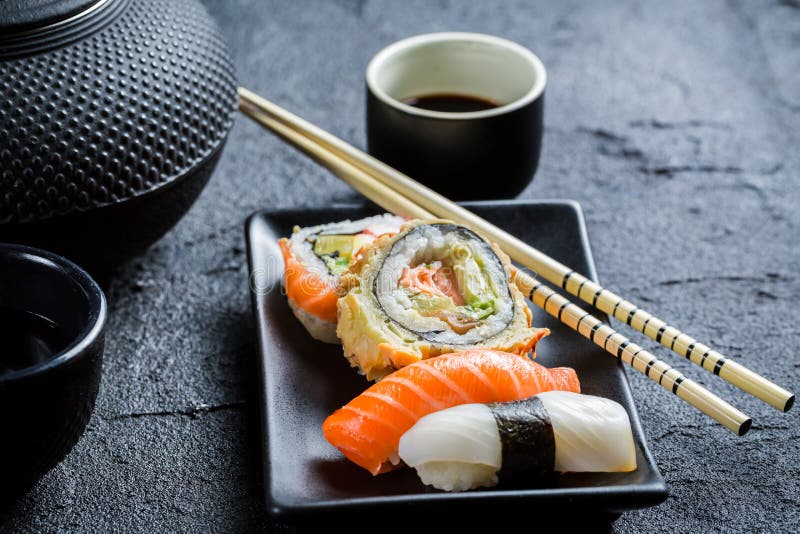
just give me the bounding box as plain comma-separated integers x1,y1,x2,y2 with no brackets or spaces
239,98,752,436
238,87,794,414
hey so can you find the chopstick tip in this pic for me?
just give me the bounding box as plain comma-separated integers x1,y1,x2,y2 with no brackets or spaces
783,394,795,413
738,418,753,437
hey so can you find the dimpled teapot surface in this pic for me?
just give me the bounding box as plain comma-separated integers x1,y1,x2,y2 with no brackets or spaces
0,0,237,272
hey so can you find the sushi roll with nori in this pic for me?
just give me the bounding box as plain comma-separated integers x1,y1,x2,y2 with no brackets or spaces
398,391,637,492
278,214,405,343
336,220,549,380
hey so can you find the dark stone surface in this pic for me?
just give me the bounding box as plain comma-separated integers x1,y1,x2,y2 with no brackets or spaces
1,0,798,531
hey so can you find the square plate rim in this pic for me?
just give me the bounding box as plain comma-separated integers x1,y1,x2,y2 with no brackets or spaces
245,199,668,519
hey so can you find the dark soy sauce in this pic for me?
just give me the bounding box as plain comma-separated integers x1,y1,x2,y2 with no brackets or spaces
402,93,500,113
0,306,71,373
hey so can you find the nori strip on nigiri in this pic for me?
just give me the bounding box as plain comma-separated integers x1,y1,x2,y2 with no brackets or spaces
488,397,555,483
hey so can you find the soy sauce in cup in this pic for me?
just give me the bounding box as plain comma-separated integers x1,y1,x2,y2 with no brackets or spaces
402,93,500,113
0,306,71,373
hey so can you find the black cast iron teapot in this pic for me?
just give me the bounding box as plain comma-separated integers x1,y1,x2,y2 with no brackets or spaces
0,0,237,273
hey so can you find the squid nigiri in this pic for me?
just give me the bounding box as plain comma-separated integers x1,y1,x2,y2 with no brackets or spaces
398,391,637,492
278,214,405,343
322,349,580,475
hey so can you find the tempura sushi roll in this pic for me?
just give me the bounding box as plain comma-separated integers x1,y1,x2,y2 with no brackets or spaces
279,214,405,343
336,220,548,379
398,391,637,492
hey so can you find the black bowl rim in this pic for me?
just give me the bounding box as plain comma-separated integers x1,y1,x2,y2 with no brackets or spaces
0,243,107,383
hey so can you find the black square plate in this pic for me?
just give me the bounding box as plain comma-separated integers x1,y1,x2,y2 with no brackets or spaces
245,200,667,521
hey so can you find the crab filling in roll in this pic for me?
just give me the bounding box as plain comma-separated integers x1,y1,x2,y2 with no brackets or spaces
376,224,513,345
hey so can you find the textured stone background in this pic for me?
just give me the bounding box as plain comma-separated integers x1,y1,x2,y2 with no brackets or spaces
2,0,799,531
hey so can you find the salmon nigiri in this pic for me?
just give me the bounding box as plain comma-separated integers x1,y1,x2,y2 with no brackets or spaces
322,349,580,475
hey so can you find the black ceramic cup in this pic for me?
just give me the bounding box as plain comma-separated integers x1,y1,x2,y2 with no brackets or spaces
366,32,547,200
0,244,106,496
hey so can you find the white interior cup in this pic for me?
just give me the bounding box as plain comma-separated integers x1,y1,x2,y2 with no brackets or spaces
366,32,547,120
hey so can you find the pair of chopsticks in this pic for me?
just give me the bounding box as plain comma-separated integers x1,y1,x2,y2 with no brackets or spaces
238,87,794,436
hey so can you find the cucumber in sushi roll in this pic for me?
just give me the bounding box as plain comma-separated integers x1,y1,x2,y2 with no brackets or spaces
398,391,637,492
336,220,548,379
278,214,405,343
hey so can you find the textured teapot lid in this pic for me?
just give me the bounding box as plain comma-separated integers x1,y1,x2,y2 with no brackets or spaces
0,0,237,225
0,0,101,32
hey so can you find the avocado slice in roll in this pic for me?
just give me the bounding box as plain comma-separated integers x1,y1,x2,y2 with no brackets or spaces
337,220,549,380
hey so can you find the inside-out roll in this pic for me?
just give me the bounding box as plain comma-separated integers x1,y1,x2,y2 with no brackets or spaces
398,391,638,492
278,214,405,343
336,220,548,379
